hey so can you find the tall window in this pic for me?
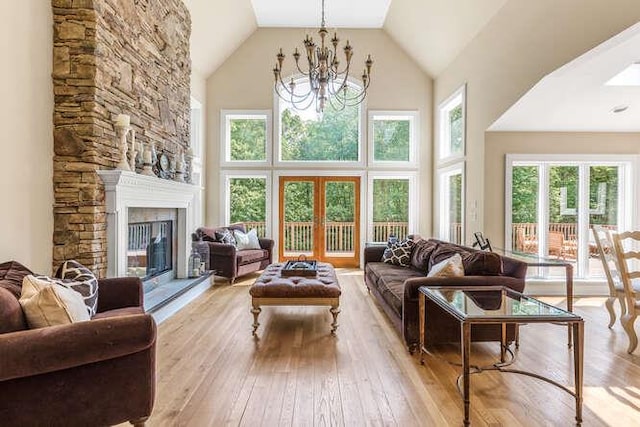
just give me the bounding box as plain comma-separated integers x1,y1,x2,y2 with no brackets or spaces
223,173,271,237
369,111,418,166
276,80,363,165
437,165,464,245
368,173,417,242
506,155,634,280
221,111,271,166
436,85,466,243
438,85,465,162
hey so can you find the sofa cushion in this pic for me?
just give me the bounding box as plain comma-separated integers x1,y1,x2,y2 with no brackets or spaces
461,251,503,276
410,239,438,272
55,260,99,317
19,275,91,329
428,254,464,278
0,261,34,298
366,262,425,316
237,249,268,264
0,287,27,334
382,237,415,267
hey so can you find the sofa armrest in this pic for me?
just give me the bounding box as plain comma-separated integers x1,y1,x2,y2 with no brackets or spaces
259,238,274,252
364,245,386,265
0,314,156,382
205,241,237,257
97,277,143,313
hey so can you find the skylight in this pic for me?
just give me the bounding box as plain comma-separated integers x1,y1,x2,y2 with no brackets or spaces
605,63,640,86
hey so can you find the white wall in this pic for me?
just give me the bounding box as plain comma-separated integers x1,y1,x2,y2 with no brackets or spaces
434,0,640,245
205,28,433,236
0,2,54,273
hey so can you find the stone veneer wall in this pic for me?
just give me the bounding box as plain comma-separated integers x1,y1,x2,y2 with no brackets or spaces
52,0,191,276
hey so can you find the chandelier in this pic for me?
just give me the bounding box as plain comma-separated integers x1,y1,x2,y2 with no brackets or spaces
272,0,373,113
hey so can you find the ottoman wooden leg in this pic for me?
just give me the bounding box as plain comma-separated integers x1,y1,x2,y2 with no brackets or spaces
251,302,261,337
330,304,340,335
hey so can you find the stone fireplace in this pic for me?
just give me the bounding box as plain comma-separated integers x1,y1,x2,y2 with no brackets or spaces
98,170,198,279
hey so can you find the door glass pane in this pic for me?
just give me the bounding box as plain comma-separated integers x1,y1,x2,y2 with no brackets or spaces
283,181,314,256
229,116,267,161
511,166,539,254
548,166,579,276
373,117,410,162
588,166,619,277
448,173,462,244
372,179,409,241
229,178,266,237
324,181,356,257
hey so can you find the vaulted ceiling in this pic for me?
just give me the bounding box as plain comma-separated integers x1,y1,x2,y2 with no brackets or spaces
182,0,508,78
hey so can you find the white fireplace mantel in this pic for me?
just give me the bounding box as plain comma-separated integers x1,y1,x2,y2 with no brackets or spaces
98,170,201,279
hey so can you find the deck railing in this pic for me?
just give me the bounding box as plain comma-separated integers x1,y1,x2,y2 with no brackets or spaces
242,221,411,252
512,222,617,257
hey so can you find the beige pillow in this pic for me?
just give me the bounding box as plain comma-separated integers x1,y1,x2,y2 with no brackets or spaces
19,275,90,329
427,253,465,278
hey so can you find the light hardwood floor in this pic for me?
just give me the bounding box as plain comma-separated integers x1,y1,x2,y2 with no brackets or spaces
143,270,640,426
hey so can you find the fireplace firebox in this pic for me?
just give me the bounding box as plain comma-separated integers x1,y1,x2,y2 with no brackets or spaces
127,220,174,281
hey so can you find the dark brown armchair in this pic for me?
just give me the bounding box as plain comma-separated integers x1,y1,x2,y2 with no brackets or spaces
192,223,274,283
0,261,156,427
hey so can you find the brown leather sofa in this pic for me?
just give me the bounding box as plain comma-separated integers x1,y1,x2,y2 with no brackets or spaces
364,237,528,351
192,223,274,283
0,261,156,427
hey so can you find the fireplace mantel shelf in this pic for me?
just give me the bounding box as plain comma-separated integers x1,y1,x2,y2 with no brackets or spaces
97,170,201,279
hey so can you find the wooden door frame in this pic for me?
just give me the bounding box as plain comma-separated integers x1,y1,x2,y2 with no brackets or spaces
278,176,361,267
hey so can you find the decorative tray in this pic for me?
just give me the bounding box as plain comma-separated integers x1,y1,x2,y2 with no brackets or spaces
281,259,318,277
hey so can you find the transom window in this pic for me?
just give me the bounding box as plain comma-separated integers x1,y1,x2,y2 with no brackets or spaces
369,111,418,166
438,85,465,162
221,111,271,166
276,79,363,165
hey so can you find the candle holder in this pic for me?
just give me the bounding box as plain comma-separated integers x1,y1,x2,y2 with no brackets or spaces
115,124,132,171
140,142,156,176
128,129,138,172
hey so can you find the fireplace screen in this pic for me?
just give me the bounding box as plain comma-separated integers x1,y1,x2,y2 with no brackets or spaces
127,220,173,280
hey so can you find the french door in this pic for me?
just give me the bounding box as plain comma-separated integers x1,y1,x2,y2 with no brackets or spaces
279,176,360,267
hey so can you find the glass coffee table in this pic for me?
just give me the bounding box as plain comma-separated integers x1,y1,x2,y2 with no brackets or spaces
418,286,584,426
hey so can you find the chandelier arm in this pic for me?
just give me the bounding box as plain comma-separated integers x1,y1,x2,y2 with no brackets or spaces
275,79,316,103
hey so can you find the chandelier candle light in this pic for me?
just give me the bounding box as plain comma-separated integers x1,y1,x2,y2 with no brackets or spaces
273,0,373,113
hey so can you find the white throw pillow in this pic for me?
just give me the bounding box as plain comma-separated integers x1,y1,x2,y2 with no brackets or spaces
233,229,262,250
19,275,91,329
427,253,465,278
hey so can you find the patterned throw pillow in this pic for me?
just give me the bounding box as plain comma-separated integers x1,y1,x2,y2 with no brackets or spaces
54,260,99,317
215,228,237,246
382,237,415,267
427,253,465,278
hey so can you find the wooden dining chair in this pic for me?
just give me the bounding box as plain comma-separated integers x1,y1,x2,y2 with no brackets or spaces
612,230,640,353
592,225,625,328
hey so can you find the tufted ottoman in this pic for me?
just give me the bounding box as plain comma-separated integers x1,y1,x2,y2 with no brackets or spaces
249,262,341,336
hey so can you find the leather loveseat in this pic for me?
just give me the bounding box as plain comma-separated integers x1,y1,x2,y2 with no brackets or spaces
364,237,528,351
192,223,274,283
0,261,156,427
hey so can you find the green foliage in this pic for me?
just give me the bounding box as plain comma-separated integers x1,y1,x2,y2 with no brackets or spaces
325,182,355,222
229,178,266,223
449,105,463,154
284,182,314,222
230,119,266,161
511,165,619,225
280,96,359,161
374,119,410,161
373,179,409,222
512,166,539,224
449,174,462,223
